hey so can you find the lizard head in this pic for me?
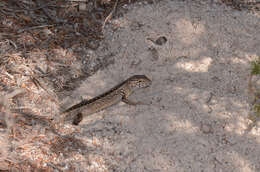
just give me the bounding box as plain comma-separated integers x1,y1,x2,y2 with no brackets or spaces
127,75,152,89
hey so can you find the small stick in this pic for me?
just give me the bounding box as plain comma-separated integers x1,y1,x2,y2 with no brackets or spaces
3,1,54,12
102,0,119,32
17,24,54,33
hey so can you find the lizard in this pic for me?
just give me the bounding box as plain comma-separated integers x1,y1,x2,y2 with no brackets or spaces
60,75,152,125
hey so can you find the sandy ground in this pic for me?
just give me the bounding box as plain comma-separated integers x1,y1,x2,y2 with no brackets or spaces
58,0,260,171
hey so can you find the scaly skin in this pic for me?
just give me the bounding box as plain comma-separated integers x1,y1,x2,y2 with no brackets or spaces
61,75,152,125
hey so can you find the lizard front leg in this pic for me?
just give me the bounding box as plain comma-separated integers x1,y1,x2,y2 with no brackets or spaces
122,96,148,105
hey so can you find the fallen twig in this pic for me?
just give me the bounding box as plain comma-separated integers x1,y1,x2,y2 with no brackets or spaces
3,89,26,101
17,24,55,33
35,0,65,23
102,0,119,32
6,39,17,49
2,1,54,12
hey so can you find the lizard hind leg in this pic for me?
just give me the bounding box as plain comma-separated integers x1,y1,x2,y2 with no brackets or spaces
72,113,83,125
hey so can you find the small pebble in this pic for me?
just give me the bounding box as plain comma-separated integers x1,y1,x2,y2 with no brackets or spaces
155,36,167,45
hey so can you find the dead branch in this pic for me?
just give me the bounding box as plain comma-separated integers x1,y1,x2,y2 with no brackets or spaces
102,0,119,32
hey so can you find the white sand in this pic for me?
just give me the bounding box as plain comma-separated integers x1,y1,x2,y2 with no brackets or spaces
64,1,260,171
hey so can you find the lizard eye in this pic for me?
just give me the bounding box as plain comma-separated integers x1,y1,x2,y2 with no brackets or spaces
137,80,148,87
